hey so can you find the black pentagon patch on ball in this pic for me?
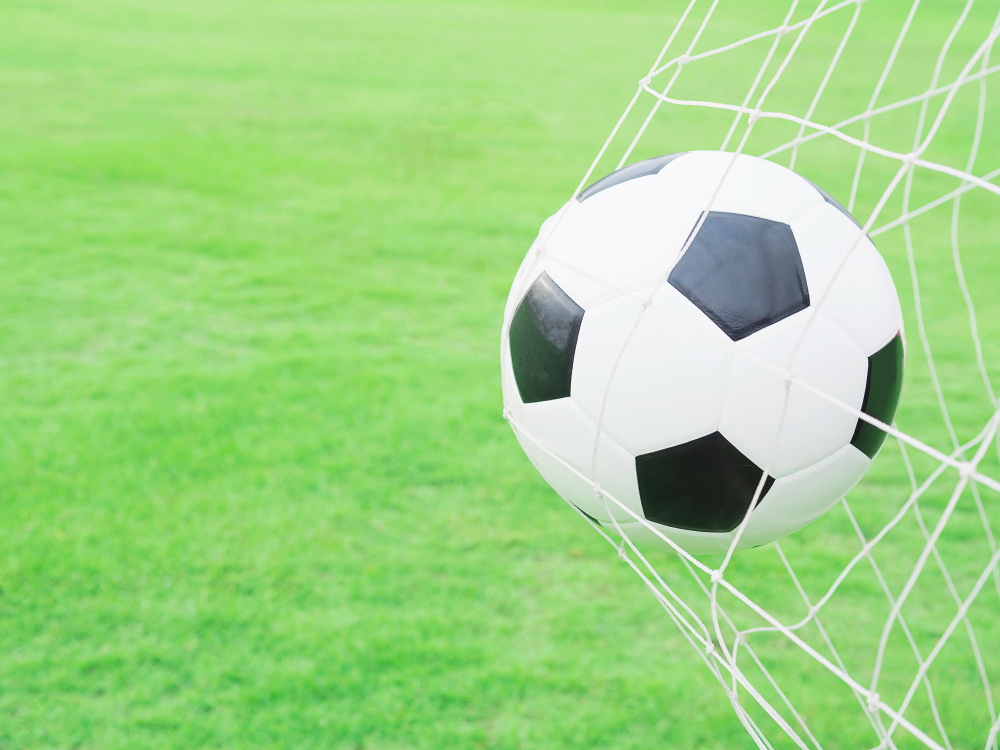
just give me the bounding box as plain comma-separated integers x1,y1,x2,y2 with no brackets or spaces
851,334,904,458
509,272,585,404
668,211,809,341
635,432,775,533
577,153,687,203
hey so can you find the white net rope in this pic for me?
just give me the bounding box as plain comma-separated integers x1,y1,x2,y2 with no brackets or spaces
502,1,1000,748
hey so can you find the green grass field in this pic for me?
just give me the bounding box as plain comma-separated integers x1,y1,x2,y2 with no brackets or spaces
2,1,1000,748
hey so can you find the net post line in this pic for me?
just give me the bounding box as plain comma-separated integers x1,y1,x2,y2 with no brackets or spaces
869,416,1000,706
505,407,982,742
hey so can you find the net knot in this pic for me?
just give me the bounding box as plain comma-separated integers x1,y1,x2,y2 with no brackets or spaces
748,108,762,126
705,640,716,656
677,54,691,68
594,483,604,498
639,75,652,88
776,24,791,37
902,151,919,167
710,569,724,584
782,370,794,387
959,462,976,479
808,604,820,618
502,407,512,421
866,691,881,711
617,540,629,562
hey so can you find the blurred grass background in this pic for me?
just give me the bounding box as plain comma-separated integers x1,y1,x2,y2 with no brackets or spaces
1,1,999,748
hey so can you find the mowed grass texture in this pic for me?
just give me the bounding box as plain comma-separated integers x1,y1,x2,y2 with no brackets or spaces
2,1,1000,748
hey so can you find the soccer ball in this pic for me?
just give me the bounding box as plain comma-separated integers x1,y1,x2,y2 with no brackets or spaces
500,151,905,555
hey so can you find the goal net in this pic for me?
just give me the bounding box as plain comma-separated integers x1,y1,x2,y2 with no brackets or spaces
505,1,1000,748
